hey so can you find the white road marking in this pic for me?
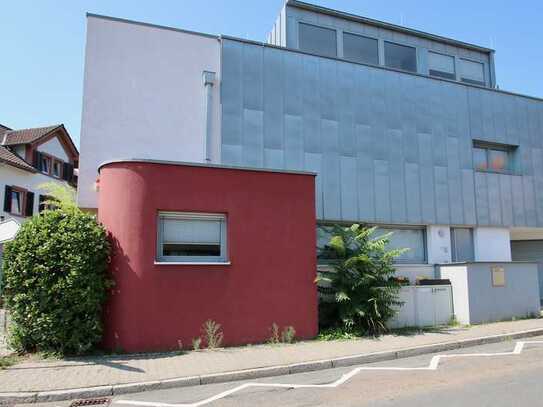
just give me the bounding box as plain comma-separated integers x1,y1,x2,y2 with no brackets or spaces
115,341,543,407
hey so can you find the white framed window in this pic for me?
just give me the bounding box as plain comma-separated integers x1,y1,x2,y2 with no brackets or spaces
157,212,227,263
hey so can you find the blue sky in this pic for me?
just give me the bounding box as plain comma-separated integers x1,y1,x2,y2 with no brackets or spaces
1,0,542,147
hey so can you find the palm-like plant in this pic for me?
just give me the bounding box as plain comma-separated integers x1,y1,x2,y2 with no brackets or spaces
317,224,406,335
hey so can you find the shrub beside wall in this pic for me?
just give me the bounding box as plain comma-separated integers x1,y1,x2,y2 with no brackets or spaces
2,204,111,355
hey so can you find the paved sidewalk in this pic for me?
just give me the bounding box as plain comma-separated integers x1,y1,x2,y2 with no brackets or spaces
1,318,543,395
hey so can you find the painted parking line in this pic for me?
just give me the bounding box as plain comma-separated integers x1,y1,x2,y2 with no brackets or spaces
114,341,543,407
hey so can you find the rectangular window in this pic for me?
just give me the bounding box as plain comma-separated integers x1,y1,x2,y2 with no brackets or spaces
298,22,337,58
376,227,426,263
52,160,62,178
40,155,51,174
10,190,23,215
428,51,455,80
460,59,485,86
157,212,227,263
472,141,516,173
343,32,378,65
317,225,425,264
451,228,474,262
384,41,417,72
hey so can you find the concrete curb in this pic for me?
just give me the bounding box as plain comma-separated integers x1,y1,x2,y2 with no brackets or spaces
1,327,543,404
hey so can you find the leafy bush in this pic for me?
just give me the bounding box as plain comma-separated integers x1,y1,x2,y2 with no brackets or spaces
317,224,405,336
2,185,111,355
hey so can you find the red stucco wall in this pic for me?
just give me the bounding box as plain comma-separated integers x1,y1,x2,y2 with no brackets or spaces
98,161,318,352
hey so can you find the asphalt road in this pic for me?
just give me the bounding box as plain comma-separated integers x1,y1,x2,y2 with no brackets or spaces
34,336,543,407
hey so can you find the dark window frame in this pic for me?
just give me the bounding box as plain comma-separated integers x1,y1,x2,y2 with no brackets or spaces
472,140,517,174
298,22,338,58
384,41,418,73
342,31,379,65
428,51,456,80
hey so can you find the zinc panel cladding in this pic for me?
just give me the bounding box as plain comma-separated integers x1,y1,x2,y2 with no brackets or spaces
221,38,543,227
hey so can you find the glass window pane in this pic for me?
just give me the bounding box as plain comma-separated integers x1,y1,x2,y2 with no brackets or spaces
452,228,474,262
460,59,485,85
428,52,455,80
299,23,337,58
473,147,488,171
488,149,508,172
375,228,425,263
343,33,378,65
11,191,21,215
163,218,221,244
163,243,220,257
384,42,417,72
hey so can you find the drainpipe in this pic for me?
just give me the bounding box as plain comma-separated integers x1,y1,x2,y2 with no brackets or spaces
202,71,216,163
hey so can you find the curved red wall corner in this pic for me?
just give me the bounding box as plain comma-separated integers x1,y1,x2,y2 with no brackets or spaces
97,161,318,352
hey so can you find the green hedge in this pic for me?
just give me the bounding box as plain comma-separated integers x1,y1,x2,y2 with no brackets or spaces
2,208,111,355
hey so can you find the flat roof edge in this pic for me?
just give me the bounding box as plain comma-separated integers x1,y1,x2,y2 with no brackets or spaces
86,13,220,40
98,159,317,176
287,0,494,53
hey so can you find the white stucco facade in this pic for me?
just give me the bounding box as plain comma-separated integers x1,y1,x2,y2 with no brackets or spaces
0,164,66,221
78,16,222,209
39,137,70,162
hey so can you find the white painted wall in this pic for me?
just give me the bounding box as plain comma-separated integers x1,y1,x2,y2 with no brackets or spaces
438,265,471,324
426,225,452,264
39,137,69,161
0,163,69,221
473,227,511,262
78,16,221,209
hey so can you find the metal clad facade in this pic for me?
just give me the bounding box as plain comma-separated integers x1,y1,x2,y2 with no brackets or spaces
220,38,543,227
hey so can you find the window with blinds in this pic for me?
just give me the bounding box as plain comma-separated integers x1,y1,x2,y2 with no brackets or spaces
428,51,456,80
157,212,227,263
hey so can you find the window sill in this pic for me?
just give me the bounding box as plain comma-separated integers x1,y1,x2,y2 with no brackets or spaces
475,169,515,175
154,261,231,266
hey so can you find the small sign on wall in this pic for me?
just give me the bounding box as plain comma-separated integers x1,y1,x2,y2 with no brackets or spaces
491,266,505,287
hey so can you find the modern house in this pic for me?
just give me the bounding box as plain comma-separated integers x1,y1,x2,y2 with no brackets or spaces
79,1,543,349
0,123,79,258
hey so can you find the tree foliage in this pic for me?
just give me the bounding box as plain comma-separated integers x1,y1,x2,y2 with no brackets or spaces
2,186,111,355
317,224,406,336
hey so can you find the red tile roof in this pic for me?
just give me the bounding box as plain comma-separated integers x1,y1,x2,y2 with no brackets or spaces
0,145,36,172
2,125,62,146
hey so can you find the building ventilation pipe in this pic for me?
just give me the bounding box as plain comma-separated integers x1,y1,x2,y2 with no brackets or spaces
202,71,216,163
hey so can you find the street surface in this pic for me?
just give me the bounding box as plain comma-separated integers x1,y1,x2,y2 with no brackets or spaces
31,336,543,407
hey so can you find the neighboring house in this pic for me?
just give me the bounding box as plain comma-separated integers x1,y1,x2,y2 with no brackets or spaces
0,123,78,252
78,2,543,298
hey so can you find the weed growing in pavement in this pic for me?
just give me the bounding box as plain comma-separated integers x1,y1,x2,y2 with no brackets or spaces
202,320,223,349
192,337,202,351
268,323,280,344
281,326,296,344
